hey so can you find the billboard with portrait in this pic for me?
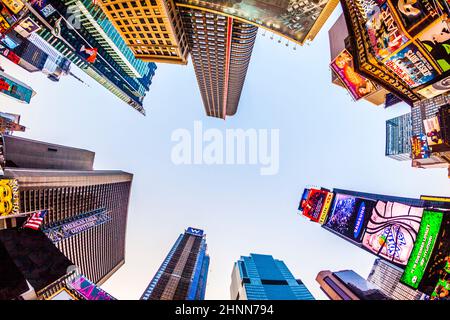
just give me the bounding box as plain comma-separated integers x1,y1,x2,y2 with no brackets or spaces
299,188,334,223
401,210,450,300
362,201,424,266
323,194,376,243
417,17,450,73
423,116,444,146
411,133,431,159
384,44,437,88
331,49,377,100
0,179,19,216
176,0,338,44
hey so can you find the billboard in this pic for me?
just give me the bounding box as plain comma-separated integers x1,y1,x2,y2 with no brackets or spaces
411,133,431,159
44,208,110,243
362,201,424,266
423,116,444,146
417,19,450,73
330,49,377,101
299,188,333,224
401,210,450,299
186,227,204,237
0,179,20,216
323,194,376,243
384,44,437,88
69,275,116,300
0,71,35,103
176,0,339,45
2,0,24,14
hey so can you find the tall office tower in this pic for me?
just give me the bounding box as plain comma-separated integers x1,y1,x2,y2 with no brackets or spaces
20,0,157,114
316,270,390,300
141,227,210,300
179,8,257,118
0,136,133,290
98,0,189,65
328,13,388,106
385,112,412,161
230,254,315,300
367,259,425,300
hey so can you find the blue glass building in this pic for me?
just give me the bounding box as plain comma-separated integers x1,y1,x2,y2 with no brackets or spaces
230,254,315,300
140,227,209,300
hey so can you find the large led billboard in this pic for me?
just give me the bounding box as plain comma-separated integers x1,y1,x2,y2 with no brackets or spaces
69,275,116,300
401,210,450,300
0,179,19,216
323,194,376,243
299,188,333,224
176,0,339,45
362,201,424,266
0,71,35,103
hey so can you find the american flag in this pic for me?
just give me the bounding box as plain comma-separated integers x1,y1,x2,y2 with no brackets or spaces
22,210,48,230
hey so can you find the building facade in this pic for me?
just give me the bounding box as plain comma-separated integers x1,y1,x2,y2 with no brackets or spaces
230,253,315,300
99,0,189,65
141,227,210,300
367,259,425,300
179,7,257,118
316,270,389,300
385,112,412,161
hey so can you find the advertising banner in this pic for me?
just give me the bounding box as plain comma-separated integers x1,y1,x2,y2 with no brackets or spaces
365,2,410,60
401,210,450,300
330,49,377,100
0,179,19,216
417,75,450,99
2,0,24,14
299,188,334,224
69,275,116,300
388,0,441,37
362,201,424,266
323,194,376,243
176,0,337,44
417,17,450,73
411,133,431,159
0,71,34,103
423,116,444,146
384,43,437,88
44,208,110,243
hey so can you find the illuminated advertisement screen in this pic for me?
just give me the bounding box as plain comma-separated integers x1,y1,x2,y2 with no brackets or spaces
299,188,333,223
387,0,441,37
362,201,424,266
0,179,19,216
401,210,450,300
418,19,450,73
176,0,337,44
323,194,376,243
330,49,377,101
423,116,444,146
365,2,410,60
411,134,430,159
384,43,437,89
0,72,34,103
69,275,116,300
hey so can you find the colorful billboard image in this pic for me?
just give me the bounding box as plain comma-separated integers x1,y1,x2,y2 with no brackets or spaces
411,133,431,159
423,116,444,146
365,2,410,60
69,274,116,300
176,0,339,45
0,71,35,103
401,210,450,299
2,0,24,14
384,44,437,88
417,75,450,99
330,49,377,101
388,0,441,37
418,18,450,72
0,179,19,216
323,194,377,243
362,201,424,266
299,188,333,223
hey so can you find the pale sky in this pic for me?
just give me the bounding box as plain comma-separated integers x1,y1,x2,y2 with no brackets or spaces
0,7,449,300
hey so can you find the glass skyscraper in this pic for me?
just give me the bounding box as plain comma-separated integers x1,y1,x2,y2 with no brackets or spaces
230,254,315,300
140,227,209,300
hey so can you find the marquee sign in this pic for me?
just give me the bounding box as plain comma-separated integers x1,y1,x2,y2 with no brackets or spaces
44,208,110,243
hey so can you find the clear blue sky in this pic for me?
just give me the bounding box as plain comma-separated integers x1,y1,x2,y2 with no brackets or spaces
0,7,449,300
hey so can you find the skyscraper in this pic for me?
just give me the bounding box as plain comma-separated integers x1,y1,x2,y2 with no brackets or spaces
98,0,189,65
316,270,389,300
16,0,157,114
385,112,412,161
140,227,209,300
179,7,258,119
230,254,315,300
0,136,133,292
367,259,426,300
